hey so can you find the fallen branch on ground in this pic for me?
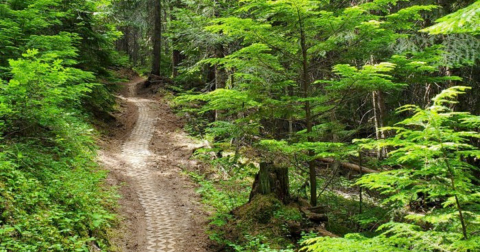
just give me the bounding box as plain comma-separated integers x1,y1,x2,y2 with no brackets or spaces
318,158,378,174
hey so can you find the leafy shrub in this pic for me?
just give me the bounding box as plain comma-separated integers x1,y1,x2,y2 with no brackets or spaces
0,49,117,251
303,87,480,251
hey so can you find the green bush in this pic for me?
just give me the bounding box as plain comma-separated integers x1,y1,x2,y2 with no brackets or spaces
0,49,117,251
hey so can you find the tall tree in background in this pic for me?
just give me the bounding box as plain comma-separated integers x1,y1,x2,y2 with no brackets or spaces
177,0,442,206
151,0,162,76
170,0,183,78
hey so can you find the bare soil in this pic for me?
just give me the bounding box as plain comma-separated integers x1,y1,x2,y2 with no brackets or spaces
98,77,210,252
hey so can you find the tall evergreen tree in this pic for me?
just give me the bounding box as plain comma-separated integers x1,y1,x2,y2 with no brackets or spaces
151,0,162,76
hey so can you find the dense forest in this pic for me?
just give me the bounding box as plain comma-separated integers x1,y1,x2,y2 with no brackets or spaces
1,0,479,251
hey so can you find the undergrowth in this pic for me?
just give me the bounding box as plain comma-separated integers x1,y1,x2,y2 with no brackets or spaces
188,153,291,251
0,50,118,251
186,145,395,252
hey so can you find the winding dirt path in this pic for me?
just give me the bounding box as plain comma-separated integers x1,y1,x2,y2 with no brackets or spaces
99,78,209,252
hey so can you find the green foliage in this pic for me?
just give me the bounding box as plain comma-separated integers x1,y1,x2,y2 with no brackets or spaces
169,0,480,250
315,190,389,236
187,159,251,248
421,1,480,35
0,145,116,251
228,235,294,252
420,2,480,68
189,170,250,215
259,140,344,161
187,152,252,216
3,49,94,135
177,0,449,147
358,86,480,211
0,0,119,74
178,89,262,115
0,1,120,250
0,50,117,250
303,222,480,252
304,87,480,251
0,0,119,117
328,62,404,92
302,233,403,252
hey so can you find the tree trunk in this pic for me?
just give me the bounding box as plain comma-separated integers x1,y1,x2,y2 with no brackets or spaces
170,1,182,78
214,45,227,90
172,48,181,78
298,11,316,206
133,30,139,65
372,90,387,159
116,26,129,54
229,68,235,88
162,6,169,57
125,26,131,60
285,86,294,138
151,0,162,76
249,163,290,204
214,45,227,121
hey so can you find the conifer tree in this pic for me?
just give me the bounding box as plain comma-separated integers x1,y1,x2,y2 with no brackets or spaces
303,86,480,251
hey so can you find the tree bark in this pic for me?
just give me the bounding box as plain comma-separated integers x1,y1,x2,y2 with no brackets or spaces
133,30,139,65
117,26,130,57
214,45,227,121
172,48,181,77
297,9,316,206
249,163,290,204
170,1,182,78
214,45,227,90
372,90,388,159
151,0,162,76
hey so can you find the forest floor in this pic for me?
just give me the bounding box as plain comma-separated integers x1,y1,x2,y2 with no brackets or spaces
98,77,210,252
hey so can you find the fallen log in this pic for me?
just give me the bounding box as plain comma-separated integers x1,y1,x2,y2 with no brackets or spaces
318,157,378,174
307,213,328,223
145,74,173,87
316,228,339,238
308,205,328,214
299,206,329,223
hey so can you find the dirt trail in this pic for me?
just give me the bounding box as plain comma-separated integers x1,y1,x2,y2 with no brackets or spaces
99,78,209,252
